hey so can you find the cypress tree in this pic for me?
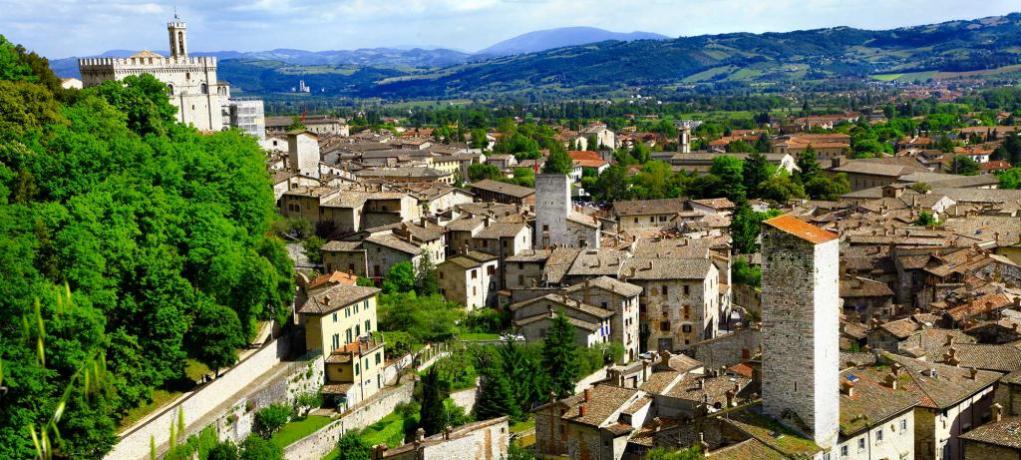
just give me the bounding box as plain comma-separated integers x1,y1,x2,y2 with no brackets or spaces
542,312,580,398
474,355,520,420
419,368,448,436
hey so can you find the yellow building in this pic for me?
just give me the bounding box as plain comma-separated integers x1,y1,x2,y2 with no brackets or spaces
298,284,380,354
323,338,385,407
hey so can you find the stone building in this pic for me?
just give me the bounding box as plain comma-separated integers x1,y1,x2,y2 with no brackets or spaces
960,407,1021,460
534,174,600,249
79,17,226,132
510,293,614,347
623,257,719,351
437,251,499,310
563,277,643,363
374,417,510,460
760,214,840,449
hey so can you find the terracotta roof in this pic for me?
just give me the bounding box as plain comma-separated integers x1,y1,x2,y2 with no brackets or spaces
307,271,359,290
568,150,608,168
563,276,643,298
959,416,1021,449
763,214,838,244
838,367,918,436
708,438,786,460
560,384,643,427
298,284,379,315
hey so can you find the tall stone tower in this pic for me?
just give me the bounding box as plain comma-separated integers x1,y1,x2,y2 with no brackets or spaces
679,127,691,153
168,16,188,58
760,215,839,449
534,173,570,249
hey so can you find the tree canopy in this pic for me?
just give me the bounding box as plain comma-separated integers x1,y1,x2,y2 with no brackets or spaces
0,35,293,458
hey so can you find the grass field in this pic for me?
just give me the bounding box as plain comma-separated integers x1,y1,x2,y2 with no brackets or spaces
323,411,410,459
270,415,334,449
117,389,184,431
457,332,501,342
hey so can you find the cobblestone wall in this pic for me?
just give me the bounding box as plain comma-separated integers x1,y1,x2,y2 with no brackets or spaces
684,327,761,369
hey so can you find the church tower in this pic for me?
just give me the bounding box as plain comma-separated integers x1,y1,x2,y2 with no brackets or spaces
760,215,839,449
168,16,188,58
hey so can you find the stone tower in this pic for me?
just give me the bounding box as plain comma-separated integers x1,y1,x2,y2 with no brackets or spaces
534,173,570,249
168,16,188,58
760,215,839,449
679,127,691,153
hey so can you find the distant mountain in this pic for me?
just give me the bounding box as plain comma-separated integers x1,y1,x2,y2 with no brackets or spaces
49,47,473,79
364,13,1021,99
50,14,1021,100
477,26,670,56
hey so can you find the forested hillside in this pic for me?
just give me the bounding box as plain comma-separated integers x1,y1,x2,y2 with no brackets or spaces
0,36,293,458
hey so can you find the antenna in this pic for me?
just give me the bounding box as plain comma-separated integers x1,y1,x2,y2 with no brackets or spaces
173,6,179,20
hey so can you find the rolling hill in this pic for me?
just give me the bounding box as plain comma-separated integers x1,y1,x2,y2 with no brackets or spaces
477,26,669,56
51,13,1021,99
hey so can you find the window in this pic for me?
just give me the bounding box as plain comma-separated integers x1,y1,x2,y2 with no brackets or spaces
167,83,174,95
876,428,883,443
201,83,208,94
659,321,670,332
858,438,865,451
355,363,360,376
683,305,691,319
841,446,848,457
365,320,371,333
439,271,445,280
331,334,340,350
364,300,369,310
355,325,361,336
471,270,478,279
682,324,693,333
543,225,549,231
683,285,690,295
661,286,668,296
900,419,907,432
332,312,338,323
345,328,353,344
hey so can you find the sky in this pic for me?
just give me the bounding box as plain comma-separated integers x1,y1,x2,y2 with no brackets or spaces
2,0,1019,58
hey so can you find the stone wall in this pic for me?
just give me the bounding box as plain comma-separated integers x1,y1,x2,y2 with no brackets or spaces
105,337,292,460
284,381,416,460
684,327,761,369
450,386,479,414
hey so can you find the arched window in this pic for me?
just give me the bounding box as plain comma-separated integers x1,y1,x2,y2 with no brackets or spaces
167,84,174,95
201,83,208,94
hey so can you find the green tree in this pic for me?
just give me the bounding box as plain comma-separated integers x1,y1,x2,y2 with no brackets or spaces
757,173,805,203
187,302,246,374
742,151,771,197
542,312,580,398
414,253,440,296
998,168,1021,189
709,155,746,202
468,163,502,182
302,236,325,266
795,146,821,183
382,261,416,294
588,164,631,202
208,441,240,460
915,211,938,227
240,436,283,460
804,173,851,200
543,148,574,175
286,116,305,131
474,354,520,420
92,73,177,136
253,404,292,439
952,156,980,176
336,431,372,460
419,367,449,436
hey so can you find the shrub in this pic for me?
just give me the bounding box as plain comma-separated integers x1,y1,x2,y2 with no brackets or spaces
336,431,372,460
240,436,283,460
253,404,292,439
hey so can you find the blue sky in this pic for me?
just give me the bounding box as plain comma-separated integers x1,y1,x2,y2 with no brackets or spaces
2,0,1018,58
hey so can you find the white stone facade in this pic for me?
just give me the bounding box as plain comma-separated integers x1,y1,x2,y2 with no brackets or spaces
79,20,224,132
835,410,915,460
761,221,840,449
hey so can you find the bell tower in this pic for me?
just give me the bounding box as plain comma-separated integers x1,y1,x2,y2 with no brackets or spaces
167,14,188,58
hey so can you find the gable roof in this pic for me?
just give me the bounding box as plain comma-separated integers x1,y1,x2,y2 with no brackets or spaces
298,284,379,315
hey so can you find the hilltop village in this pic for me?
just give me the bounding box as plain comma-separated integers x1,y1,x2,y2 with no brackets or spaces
7,14,1021,460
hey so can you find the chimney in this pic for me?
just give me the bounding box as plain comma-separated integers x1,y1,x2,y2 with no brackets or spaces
653,417,663,432
884,373,899,390
584,388,591,402
891,363,902,377
697,378,705,390
415,427,426,443
578,405,587,417
842,380,856,397
945,335,954,347
993,403,1004,422
725,389,735,408
969,367,978,380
